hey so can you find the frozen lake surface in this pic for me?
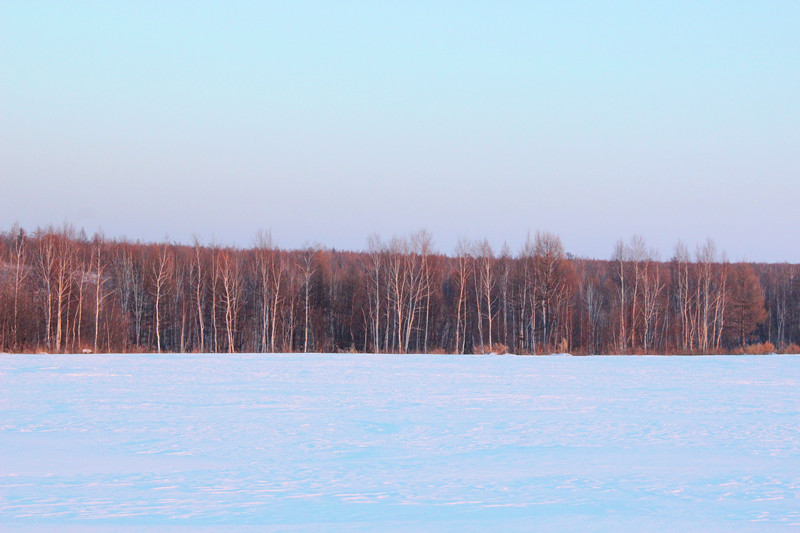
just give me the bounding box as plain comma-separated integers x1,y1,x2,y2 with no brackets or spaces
1,353,799,531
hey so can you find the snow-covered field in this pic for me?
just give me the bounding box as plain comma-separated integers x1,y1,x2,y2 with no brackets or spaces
1,354,799,532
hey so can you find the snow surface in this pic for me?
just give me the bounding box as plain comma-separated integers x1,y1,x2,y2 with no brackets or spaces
1,353,799,532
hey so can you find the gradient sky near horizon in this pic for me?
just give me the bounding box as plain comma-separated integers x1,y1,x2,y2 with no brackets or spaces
2,2,799,261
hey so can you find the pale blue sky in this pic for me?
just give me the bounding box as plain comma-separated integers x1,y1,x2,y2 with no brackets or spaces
2,1,798,261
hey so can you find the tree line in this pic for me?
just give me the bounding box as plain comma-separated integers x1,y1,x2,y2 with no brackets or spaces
0,223,796,355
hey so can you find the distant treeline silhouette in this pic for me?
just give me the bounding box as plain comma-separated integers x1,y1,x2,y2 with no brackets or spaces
0,223,796,355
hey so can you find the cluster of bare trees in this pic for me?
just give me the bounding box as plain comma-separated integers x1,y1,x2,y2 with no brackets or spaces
0,223,795,355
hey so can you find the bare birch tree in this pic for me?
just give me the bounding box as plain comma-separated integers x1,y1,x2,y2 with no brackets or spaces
298,245,319,353
150,244,173,353
217,248,242,353
9,224,28,350
475,239,495,351
366,234,385,353
453,238,471,354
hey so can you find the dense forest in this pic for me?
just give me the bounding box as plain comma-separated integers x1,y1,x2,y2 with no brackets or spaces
0,223,797,355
